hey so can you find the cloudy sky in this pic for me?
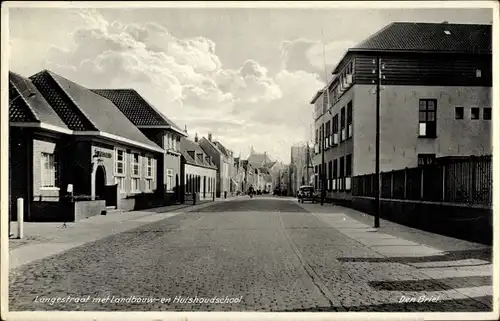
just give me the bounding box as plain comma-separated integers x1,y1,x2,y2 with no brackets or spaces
8,4,492,162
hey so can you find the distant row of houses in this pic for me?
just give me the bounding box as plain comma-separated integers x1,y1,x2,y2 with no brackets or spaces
8,69,280,222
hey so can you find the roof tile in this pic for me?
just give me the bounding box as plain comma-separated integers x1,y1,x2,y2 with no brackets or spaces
92,89,183,132
354,22,492,54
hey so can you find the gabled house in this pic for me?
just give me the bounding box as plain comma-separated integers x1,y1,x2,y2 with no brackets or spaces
312,21,492,202
247,147,278,192
180,134,217,202
9,70,164,221
92,89,187,203
198,133,232,198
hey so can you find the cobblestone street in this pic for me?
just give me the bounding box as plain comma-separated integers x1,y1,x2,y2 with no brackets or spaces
9,197,493,312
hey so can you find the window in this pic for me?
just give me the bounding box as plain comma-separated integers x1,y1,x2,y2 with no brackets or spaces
172,136,177,152
476,69,482,78
418,154,436,166
339,157,345,178
145,178,153,192
471,107,480,120
145,157,153,178
340,107,346,141
333,159,338,190
115,177,126,193
339,156,345,191
332,114,339,145
166,169,174,191
483,108,492,120
346,154,352,177
347,101,353,138
131,178,140,192
328,161,333,191
115,149,126,175
418,99,437,138
325,121,331,147
41,152,58,188
131,153,140,177
455,107,464,119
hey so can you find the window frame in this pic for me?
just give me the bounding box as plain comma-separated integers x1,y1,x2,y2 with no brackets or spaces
115,176,126,193
40,152,59,189
471,107,480,120
483,107,492,120
418,99,437,138
347,101,353,139
455,106,464,120
145,156,154,178
131,152,141,178
340,107,346,141
131,177,140,193
166,169,174,192
114,148,126,177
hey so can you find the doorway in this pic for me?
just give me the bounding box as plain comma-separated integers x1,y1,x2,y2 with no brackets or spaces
95,165,106,201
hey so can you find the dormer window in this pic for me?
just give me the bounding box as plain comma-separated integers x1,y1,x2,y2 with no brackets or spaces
444,30,451,35
476,69,482,78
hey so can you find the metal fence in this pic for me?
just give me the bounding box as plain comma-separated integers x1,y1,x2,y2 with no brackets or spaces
352,156,492,207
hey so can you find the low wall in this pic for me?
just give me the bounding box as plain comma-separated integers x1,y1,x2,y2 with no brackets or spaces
351,197,493,245
27,200,106,222
74,200,106,221
119,192,178,211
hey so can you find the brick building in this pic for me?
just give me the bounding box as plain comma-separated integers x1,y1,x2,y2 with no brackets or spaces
311,22,492,202
180,134,217,202
9,70,165,221
92,88,187,203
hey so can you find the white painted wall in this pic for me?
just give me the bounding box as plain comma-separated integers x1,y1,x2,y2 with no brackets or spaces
185,164,217,200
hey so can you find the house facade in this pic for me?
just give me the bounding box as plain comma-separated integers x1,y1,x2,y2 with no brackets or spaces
311,22,492,202
92,89,187,204
180,135,217,202
9,70,164,221
198,134,232,198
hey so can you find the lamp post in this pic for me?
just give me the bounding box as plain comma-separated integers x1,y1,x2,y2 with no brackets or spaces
374,56,382,228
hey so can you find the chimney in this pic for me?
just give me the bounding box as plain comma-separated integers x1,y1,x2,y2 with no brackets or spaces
194,133,198,143
208,132,212,141
184,125,188,133
442,21,449,24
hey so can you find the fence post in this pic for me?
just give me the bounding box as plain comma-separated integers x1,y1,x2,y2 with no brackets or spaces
442,165,446,202
390,171,394,198
420,167,424,200
404,167,407,199
17,198,24,239
470,157,477,203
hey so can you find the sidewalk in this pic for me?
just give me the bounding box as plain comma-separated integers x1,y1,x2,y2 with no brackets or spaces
8,197,240,270
297,201,493,308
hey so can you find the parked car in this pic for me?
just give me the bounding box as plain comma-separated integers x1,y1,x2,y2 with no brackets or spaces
297,185,317,203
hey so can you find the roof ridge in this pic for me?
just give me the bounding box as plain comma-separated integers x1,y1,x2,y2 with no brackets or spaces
42,70,98,131
9,77,40,122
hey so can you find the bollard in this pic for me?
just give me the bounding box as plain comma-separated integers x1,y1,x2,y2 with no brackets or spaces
17,198,24,239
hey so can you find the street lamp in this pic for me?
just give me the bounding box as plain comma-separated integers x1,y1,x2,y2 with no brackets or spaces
374,56,382,228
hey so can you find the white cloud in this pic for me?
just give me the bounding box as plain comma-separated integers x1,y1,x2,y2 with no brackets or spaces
281,38,356,78
33,9,327,162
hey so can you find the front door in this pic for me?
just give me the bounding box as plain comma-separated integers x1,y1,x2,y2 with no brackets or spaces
95,165,106,201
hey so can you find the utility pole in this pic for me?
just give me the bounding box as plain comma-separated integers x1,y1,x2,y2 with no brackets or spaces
374,56,381,228
306,144,310,184
320,27,330,207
